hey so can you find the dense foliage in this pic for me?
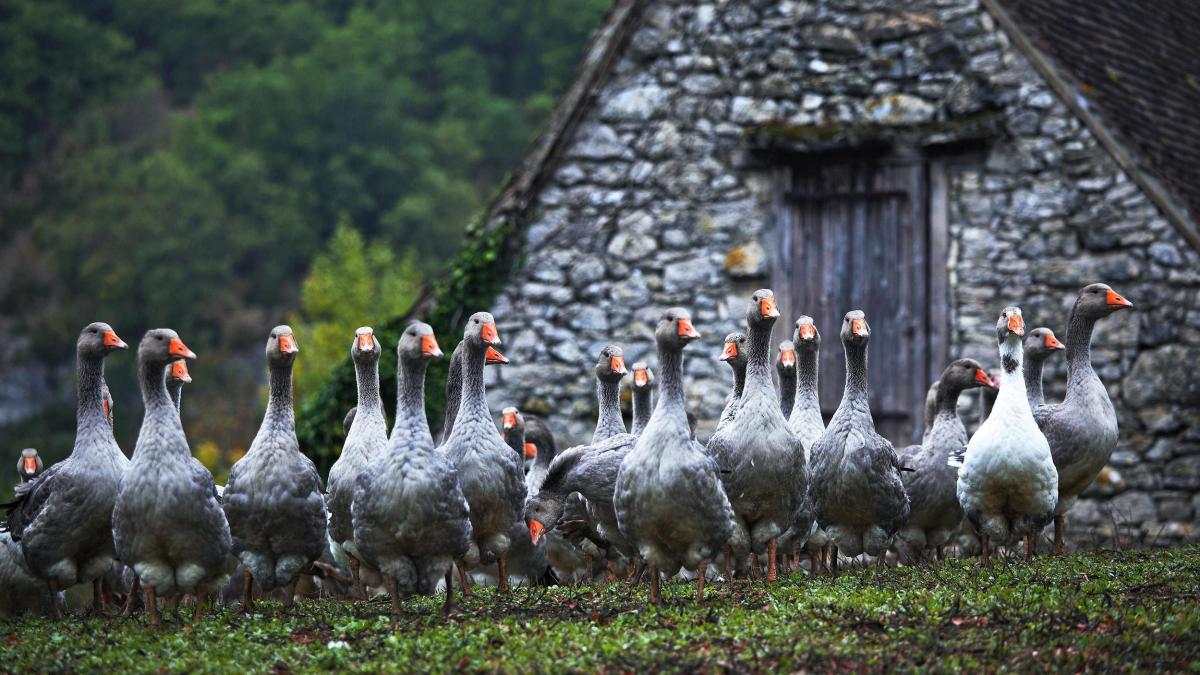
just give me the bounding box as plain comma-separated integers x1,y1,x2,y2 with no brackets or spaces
0,0,610,478
1,547,1196,671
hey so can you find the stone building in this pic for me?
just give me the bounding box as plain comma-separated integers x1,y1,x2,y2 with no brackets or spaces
423,0,1200,546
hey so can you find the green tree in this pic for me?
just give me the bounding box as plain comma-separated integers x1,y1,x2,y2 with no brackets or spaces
289,220,422,405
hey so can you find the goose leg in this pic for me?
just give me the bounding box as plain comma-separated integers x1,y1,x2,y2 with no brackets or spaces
767,539,778,582
723,545,733,585
809,552,820,576
980,534,991,568
192,589,205,622
285,576,300,609
1024,532,1036,560
936,546,945,562
443,567,456,615
349,557,365,600
695,560,707,603
386,574,400,618
455,561,473,596
123,575,141,616
584,553,593,584
627,559,644,587
830,545,839,577
497,552,510,594
48,582,63,620
749,553,760,581
1053,515,1065,556
648,563,661,606
92,578,105,613
241,568,255,614
146,586,160,628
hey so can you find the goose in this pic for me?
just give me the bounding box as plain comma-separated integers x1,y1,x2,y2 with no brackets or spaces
3,323,129,616
102,383,114,429
342,408,357,437
1035,283,1132,554
327,327,389,597
776,341,797,418
352,323,471,614
492,407,554,588
112,329,230,626
222,326,327,611
614,308,735,604
591,346,629,444
16,449,42,483
0,449,57,618
1024,328,1065,407
708,290,805,582
809,311,909,568
787,316,825,457
715,332,749,433
629,362,654,436
439,312,526,594
166,360,191,412
896,359,994,562
954,307,1058,565
519,416,598,583
501,407,538,473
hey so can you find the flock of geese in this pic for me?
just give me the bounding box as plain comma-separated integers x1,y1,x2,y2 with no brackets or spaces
0,281,1131,623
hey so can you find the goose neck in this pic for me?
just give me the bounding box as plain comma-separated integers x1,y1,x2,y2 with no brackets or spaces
354,356,383,414
1024,357,1046,407
998,336,1025,391
138,359,178,427
933,381,964,421
76,353,108,434
631,388,652,434
459,340,490,416
594,378,626,440
843,341,869,401
1065,306,1097,380
795,349,821,412
655,345,686,413
744,320,775,393
167,381,184,414
262,362,295,434
394,356,431,444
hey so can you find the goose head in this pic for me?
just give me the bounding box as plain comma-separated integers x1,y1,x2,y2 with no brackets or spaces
1024,327,1065,364
840,310,870,347
656,307,701,351
1075,282,1133,320
776,340,797,376
747,288,780,328
995,306,1025,344
793,315,821,353
631,361,654,393
167,359,193,385
524,492,565,545
397,321,442,363
942,358,995,393
719,332,749,368
501,405,527,440
350,326,377,365
267,325,299,368
464,311,508,364
595,345,628,383
139,328,196,369
79,322,128,360
17,448,42,482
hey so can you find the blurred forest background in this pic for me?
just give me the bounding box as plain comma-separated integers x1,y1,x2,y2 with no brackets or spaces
0,0,610,486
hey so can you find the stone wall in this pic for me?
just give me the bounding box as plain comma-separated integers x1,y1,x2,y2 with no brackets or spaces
483,0,1200,547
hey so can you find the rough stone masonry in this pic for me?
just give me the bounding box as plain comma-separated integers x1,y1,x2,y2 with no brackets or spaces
480,0,1200,548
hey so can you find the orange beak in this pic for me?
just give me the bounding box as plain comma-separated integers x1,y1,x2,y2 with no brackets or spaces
171,359,192,383
357,333,375,352
798,324,816,341
975,368,995,388
481,322,500,345
529,519,546,545
421,334,443,358
851,319,868,337
485,346,509,365
1008,314,1025,337
524,442,537,459
103,330,127,350
760,297,779,319
1045,333,1065,350
1106,289,1133,308
633,369,648,387
720,341,738,362
610,355,627,374
169,337,196,360
502,412,518,430
278,334,298,354
780,349,796,367
677,319,700,340
102,399,110,419
22,457,37,474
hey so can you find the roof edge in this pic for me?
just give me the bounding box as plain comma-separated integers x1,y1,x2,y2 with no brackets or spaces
981,0,1200,253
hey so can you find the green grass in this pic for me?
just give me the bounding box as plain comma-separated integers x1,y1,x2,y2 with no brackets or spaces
2,547,1198,672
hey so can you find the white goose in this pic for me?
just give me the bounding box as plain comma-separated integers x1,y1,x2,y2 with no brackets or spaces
953,307,1058,566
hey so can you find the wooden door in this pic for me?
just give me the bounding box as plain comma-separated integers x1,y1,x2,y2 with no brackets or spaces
779,152,933,447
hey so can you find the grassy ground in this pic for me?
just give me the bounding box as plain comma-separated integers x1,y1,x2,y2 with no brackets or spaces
1,547,1197,673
